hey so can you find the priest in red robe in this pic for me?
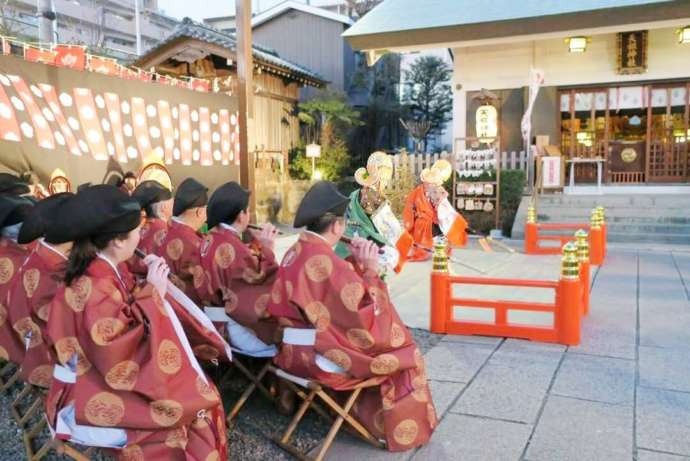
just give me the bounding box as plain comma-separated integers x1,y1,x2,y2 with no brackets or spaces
9,193,76,388
403,161,467,261
127,180,173,276
45,185,229,460
198,181,281,351
155,178,208,305
268,181,437,452
0,195,34,366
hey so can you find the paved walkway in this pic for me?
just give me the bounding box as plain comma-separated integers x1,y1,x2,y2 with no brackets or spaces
309,247,690,461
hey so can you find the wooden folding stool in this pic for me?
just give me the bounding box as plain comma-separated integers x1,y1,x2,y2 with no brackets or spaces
203,307,277,424
0,359,22,393
268,365,386,461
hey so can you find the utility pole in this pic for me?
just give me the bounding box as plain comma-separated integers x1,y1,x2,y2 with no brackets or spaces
134,0,142,55
236,0,256,218
37,0,54,44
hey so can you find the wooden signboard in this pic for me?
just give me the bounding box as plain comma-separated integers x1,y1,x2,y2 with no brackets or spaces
617,30,648,75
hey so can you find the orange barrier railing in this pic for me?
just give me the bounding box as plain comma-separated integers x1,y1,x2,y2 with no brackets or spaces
524,206,606,265
430,239,590,346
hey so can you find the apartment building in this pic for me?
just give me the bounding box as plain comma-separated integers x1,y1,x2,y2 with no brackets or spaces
1,0,177,59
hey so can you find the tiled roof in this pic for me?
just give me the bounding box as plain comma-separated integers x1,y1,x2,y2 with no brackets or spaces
141,17,326,86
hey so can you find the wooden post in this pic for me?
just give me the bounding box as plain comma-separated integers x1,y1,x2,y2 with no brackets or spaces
236,0,256,218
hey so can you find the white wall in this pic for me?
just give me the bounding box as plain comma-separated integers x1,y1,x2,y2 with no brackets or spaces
452,27,690,139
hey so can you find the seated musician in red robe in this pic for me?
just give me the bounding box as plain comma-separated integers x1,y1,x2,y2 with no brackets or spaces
198,182,281,354
127,180,172,276
155,178,208,304
0,194,34,367
9,193,76,388
45,185,229,460
403,160,467,261
268,181,438,452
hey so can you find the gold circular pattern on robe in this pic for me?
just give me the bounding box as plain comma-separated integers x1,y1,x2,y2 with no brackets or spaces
110,287,123,303
196,376,219,402
105,360,140,391
323,349,352,372
214,243,236,269
205,450,221,461
150,399,184,427
0,257,14,284
0,303,7,326
0,345,8,361
13,317,43,348
191,265,205,289
90,317,126,346
157,339,183,375
340,282,365,312
84,391,126,427
119,445,145,461
154,229,167,247
374,409,385,434
254,293,271,319
427,403,438,428
164,427,188,449
285,281,294,299
221,287,239,313
390,323,406,348
304,255,333,283
370,353,400,375
193,344,219,361
305,301,331,332
393,419,419,446
414,348,424,370
55,336,92,375
347,328,375,349
23,268,40,298
28,364,53,387
64,276,92,312
271,283,282,304
382,386,395,410
368,286,388,305
166,239,184,261
412,386,429,402
36,303,50,322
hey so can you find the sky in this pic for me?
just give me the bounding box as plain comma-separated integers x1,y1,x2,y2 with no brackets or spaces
158,0,339,21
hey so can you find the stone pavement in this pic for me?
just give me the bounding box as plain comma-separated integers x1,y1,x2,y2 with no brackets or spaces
301,246,690,461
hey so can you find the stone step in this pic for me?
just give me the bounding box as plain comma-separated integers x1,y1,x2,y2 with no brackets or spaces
605,232,690,244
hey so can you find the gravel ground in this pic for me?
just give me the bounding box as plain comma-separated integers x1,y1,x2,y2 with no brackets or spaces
0,328,441,460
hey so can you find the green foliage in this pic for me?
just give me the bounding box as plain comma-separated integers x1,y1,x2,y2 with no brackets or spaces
298,91,362,148
288,141,352,182
402,56,453,148
499,170,526,236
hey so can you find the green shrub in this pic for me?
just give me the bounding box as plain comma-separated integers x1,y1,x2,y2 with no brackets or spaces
288,141,351,181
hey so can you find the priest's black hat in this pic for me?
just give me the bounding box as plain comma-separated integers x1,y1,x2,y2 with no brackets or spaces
173,178,208,216
293,181,349,228
0,195,33,228
0,173,30,195
18,193,76,244
132,180,172,209
54,185,141,241
207,181,249,229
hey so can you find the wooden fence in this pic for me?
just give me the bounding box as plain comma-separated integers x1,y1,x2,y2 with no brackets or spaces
390,150,529,179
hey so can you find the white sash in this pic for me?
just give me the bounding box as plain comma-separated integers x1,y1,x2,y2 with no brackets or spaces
437,198,460,236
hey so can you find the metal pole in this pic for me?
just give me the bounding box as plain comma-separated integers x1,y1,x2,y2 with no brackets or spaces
134,0,141,56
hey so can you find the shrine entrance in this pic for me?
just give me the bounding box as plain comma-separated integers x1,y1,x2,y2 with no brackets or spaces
559,82,690,184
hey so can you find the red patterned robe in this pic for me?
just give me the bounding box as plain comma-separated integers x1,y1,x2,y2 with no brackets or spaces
45,257,228,460
8,241,67,387
0,237,30,364
154,219,204,305
199,225,280,345
267,232,437,451
127,217,168,277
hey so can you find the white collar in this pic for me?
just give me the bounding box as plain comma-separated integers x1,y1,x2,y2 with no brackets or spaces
304,230,331,245
219,223,241,236
40,239,68,261
171,216,195,230
96,253,126,288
